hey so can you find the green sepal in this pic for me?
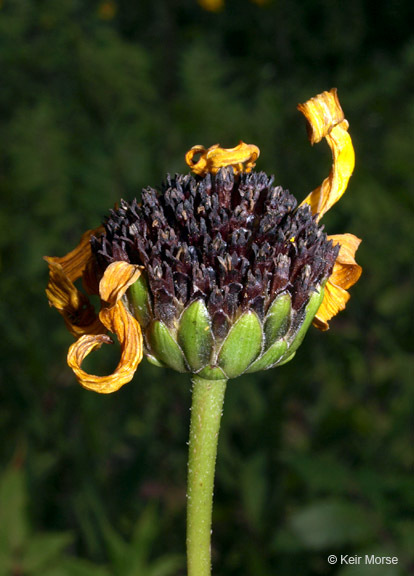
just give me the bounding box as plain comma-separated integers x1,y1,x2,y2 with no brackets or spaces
147,321,188,373
217,311,263,379
264,292,291,349
245,339,287,373
177,300,213,371
277,351,296,366
197,365,227,381
127,274,151,328
146,354,165,368
285,286,324,356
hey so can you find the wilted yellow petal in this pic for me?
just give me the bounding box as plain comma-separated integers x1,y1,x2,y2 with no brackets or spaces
45,259,104,337
185,141,260,176
67,300,143,393
327,233,362,290
67,261,143,393
298,89,355,220
313,281,350,331
44,227,105,337
46,226,104,283
81,257,101,296
314,233,362,330
99,260,143,305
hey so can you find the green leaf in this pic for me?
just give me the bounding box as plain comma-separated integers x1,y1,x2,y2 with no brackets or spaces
97,505,183,576
0,464,28,554
240,453,267,533
289,499,375,549
177,300,213,371
149,554,185,576
218,311,263,379
23,532,73,573
98,517,130,571
48,557,110,576
131,505,159,565
285,452,353,494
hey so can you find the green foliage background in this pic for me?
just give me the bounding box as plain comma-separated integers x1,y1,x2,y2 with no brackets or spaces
1,0,414,574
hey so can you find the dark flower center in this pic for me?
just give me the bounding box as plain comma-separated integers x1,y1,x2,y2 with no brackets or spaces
92,168,338,331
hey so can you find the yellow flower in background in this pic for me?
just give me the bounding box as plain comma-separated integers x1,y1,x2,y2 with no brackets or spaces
98,0,117,20
198,0,270,10
197,0,224,12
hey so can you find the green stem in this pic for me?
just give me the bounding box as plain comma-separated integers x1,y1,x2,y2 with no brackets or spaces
187,375,227,576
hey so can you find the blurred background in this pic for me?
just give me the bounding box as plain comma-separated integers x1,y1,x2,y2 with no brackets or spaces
1,0,414,574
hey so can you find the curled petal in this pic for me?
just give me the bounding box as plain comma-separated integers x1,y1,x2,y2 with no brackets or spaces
313,281,350,331
81,256,102,296
66,261,143,393
327,234,363,290
314,233,362,330
46,226,104,283
185,141,260,176
45,259,104,338
297,88,345,146
298,88,355,220
44,227,105,337
67,300,143,393
99,260,143,305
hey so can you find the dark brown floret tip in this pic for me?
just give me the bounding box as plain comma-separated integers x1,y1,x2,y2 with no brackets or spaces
92,168,339,327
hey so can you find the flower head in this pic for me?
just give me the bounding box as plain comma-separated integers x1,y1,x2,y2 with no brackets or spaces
45,89,361,391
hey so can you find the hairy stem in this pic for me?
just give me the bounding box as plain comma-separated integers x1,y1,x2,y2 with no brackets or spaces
186,375,227,576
